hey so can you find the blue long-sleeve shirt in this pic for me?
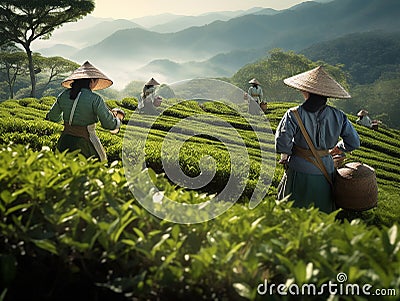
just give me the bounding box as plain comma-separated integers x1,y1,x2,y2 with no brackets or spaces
275,104,360,174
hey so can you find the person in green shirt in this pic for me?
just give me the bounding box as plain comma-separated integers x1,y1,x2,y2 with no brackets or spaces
246,78,265,115
46,61,124,161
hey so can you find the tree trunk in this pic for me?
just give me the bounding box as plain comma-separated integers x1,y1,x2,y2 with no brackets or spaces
6,68,14,99
8,84,14,99
9,82,14,99
25,45,36,98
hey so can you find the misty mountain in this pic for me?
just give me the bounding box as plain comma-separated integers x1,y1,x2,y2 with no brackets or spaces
73,0,400,63
136,48,268,82
238,7,278,16
148,13,235,33
36,0,397,88
144,8,275,33
136,59,228,82
198,7,269,18
56,15,114,32
286,1,321,10
131,13,186,28
38,44,79,58
301,30,400,85
132,8,274,32
32,16,113,49
33,8,270,55
47,19,141,48
149,12,240,33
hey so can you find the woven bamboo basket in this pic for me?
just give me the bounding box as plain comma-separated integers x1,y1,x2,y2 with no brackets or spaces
153,96,162,107
334,162,378,211
260,103,268,112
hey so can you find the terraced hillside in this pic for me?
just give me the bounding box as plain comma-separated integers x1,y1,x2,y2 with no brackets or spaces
0,97,399,225
1,96,399,300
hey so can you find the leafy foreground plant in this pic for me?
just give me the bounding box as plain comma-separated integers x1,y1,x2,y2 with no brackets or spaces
0,145,399,301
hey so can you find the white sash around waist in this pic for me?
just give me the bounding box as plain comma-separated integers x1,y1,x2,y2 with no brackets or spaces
87,124,107,162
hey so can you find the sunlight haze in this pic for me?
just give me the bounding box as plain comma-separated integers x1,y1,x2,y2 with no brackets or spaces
92,0,306,18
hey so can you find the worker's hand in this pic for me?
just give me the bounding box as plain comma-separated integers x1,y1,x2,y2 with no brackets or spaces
112,108,125,120
278,153,289,164
329,146,342,156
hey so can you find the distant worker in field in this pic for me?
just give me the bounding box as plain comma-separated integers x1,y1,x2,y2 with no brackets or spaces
356,109,372,127
46,61,125,162
356,109,379,129
246,78,266,115
275,66,360,213
138,77,162,115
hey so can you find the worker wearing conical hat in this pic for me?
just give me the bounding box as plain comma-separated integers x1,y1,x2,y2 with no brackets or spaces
247,78,264,115
356,109,372,128
139,77,161,115
275,66,360,213
46,61,124,161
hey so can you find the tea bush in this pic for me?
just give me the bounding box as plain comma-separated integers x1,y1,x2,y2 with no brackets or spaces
0,145,399,300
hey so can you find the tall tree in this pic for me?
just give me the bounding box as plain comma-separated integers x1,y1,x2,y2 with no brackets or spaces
34,55,79,97
0,43,27,99
0,0,94,97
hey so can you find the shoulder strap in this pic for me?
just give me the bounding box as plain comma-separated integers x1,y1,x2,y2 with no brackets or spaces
69,92,82,125
291,108,333,187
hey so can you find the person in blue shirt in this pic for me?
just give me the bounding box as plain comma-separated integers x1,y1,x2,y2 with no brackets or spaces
275,66,360,213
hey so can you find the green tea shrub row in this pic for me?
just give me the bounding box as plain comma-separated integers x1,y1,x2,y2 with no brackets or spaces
1,98,400,225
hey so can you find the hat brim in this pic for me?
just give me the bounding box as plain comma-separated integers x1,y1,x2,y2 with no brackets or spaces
61,61,113,91
357,110,368,117
249,79,260,85
283,66,351,99
145,78,160,86
62,78,113,91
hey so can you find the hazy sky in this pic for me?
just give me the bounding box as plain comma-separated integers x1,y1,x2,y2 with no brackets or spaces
92,0,306,18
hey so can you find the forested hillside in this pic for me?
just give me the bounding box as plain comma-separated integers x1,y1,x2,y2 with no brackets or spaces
300,31,400,128
301,31,400,85
229,48,400,129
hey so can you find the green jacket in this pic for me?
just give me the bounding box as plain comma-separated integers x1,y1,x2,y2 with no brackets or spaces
247,85,263,103
47,88,118,129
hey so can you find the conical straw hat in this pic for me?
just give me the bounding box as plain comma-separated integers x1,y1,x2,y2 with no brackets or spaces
145,78,160,86
283,66,351,99
248,78,260,85
357,109,368,117
62,61,113,91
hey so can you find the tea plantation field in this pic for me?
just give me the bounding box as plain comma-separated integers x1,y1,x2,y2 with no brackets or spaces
0,97,399,300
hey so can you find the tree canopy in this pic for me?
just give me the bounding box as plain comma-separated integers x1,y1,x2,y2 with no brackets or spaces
34,55,80,96
0,0,95,97
0,44,27,99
